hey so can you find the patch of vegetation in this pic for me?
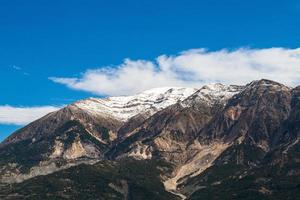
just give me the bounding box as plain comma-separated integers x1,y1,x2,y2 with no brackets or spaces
187,143,300,200
107,129,148,158
0,158,178,200
52,120,109,152
0,138,51,173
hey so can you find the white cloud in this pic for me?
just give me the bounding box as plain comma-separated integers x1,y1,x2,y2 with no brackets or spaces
12,65,22,70
50,47,300,96
0,105,60,125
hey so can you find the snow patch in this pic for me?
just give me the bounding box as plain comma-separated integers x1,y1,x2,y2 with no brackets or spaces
181,84,243,107
73,84,244,122
74,87,198,121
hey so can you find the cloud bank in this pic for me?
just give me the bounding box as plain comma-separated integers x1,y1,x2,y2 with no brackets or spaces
0,105,60,125
50,48,300,96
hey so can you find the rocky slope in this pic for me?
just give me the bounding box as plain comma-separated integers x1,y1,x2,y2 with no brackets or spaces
0,79,299,200
0,87,197,183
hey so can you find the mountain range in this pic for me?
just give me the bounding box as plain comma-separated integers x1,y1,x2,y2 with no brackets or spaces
0,79,299,200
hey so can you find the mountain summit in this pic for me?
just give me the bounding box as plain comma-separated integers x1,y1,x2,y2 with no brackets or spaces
0,80,299,200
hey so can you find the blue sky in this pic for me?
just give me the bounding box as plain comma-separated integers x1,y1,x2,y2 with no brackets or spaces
1,0,300,141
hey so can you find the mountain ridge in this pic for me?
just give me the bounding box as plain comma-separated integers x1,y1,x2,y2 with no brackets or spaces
0,79,299,200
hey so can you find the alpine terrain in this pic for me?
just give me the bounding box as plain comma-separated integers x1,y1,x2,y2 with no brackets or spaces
0,79,299,200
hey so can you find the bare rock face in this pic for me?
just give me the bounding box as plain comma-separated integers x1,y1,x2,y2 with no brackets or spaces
1,104,123,148
0,105,123,183
0,80,299,200
63,137,86,160
176,80,299,199
106,84,245,198
198,80,291,143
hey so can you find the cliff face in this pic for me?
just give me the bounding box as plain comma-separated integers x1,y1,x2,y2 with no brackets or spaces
178,80,300,199
0,80,299,200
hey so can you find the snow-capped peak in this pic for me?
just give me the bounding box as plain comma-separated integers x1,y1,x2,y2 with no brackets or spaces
73,87,198,121
181,83,244,107
72,84,244,121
